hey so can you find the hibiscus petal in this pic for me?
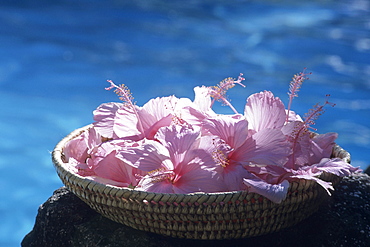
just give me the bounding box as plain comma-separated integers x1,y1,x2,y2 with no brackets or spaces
86,127,102,151
202,115,249,150
244,91,286,132
222,163,250,191
180,86,217,126
313,158,362,177
138,175,175,193
139,97,171,131
140,96,192,128
173,167,225,193
243,175,290,203
116,140,172,172
244,164,288,185
64,130,89,163
65,157,94,176
282,123,313,169
113,105,143,140
156,125,202,166
193,86,213,112
309,133,337,164
284,158,357,196
93,151,140,186
289,173,334,196
285,109,303,122
93,102,123,138
181,106,209,127
144,114,173,140
233,128,290,166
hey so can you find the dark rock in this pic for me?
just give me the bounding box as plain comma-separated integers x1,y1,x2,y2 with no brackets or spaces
364,165,370,175
22,173,370,247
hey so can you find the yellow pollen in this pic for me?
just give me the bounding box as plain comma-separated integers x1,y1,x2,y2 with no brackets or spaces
213,149,229,168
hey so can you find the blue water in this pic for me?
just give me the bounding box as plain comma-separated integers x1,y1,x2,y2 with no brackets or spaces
1,0,369,246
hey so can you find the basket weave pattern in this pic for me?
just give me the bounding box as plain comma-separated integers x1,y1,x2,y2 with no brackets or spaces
52,125,348,239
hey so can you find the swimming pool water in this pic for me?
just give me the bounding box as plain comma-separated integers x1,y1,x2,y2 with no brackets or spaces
1,1,369,246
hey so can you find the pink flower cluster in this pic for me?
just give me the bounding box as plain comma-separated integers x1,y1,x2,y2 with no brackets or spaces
63,71,360,203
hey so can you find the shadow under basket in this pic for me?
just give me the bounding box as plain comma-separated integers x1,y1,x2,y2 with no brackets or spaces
52,125,350,240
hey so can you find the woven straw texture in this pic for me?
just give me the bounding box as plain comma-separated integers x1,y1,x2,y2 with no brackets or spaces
52,125,350,240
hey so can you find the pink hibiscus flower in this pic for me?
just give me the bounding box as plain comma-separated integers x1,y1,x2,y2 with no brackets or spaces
93,80,194,141
93,102,124,139
63,127,101,176
202,114,291,192
116,125,225,193
86,139,146,187
244,155,361,203
180,86,218,129
244,91,286,132
243,174,290,203
62,71,362,204
282,97,338,170
181,74,245,126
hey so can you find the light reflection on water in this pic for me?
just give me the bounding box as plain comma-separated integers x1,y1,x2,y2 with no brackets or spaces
0,0,369,245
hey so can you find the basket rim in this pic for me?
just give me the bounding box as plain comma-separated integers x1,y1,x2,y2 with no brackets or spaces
52,124,350,201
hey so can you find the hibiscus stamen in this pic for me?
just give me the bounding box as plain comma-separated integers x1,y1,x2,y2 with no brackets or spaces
105,81,134,105
147,167,167,176
211,138,231,168
208,73,246,114
213,149,230,168
172,115,189,127
150,171,178,184
167,101,186,125
286,69,311,123
302,95,335,132
105,80,145,135
290,95,335,168
150,173,170,184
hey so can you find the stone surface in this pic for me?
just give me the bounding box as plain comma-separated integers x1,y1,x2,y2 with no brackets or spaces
22,173,370,247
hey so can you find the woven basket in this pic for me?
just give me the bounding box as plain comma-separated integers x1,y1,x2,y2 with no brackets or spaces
52,125,350,240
